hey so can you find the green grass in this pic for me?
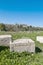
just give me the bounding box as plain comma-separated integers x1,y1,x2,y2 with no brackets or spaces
0,31,43,65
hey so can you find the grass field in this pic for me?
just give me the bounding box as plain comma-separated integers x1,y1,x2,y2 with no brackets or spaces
0,31,43,65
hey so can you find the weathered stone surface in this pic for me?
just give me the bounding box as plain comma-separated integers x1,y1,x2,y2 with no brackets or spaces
36,36,43,43
10,39,35,52
0,35,12,46
10,43,14,52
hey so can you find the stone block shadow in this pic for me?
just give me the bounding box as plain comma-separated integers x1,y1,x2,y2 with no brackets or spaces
0,46,9,52
35,47,42,53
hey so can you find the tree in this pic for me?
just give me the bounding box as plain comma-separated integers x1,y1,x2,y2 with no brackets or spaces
0,23,6,31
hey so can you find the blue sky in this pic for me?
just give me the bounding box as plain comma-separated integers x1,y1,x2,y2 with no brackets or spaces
0,0,43,27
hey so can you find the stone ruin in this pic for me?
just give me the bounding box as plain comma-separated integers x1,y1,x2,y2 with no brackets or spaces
0,35,35,52
0,35,12,46
36,36,43,43
10,39,35,52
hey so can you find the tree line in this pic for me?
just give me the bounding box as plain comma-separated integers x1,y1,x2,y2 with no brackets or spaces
0,23,43,31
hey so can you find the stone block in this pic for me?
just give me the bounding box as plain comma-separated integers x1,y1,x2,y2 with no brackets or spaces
0,35,12,46
36,36,43,43
10,39,35,52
